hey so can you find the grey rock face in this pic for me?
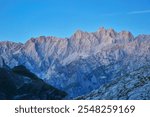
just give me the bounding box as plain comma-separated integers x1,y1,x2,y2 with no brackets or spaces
0,27,150,98
76,66,150,100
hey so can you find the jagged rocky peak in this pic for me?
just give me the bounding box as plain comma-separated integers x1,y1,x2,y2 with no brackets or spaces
71,29,90,39
25,35,66,46
135,34,150,42
36,36,47,43
96,27,134,39
25,36,47,44
0,41,23,50
107,28,117,38
96,27,116,37
24,36,47,49
72,30,83,39
25,37,36,45
0,41,20,45
97,27,107,35
23,27,134,47
118,30,134,40
97,27,106,32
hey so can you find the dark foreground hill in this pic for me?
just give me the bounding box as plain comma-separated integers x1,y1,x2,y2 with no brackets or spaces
0,65,67,100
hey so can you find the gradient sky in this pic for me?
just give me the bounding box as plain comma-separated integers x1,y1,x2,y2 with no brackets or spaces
0,0,150,43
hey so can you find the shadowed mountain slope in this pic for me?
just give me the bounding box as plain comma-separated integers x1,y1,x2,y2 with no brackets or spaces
0,64,67,100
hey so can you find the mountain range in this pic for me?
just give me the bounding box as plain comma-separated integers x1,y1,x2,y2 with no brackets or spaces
0,27,150,99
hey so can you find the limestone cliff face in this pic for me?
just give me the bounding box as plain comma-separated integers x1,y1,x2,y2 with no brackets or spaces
76,66,150,100
0,27,150,98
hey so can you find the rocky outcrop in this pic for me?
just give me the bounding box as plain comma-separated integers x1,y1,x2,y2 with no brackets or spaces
0,27,150,98
76,66,150,100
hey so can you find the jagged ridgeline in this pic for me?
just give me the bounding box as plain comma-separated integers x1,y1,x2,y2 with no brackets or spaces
0,59,67,100
0,27,150,99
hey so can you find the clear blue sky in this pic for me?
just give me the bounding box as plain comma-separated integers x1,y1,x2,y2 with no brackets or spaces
0,0,150,43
